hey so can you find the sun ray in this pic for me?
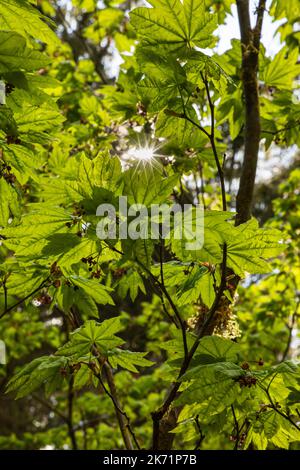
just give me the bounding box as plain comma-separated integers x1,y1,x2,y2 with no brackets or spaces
121,138,168,172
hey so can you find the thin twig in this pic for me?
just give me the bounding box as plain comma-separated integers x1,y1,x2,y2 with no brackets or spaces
159,239,165,288
200,71,227,211
258,378,300,433
194,415,205,450
179,76,227,211
231,404,240,450
158,240,177,326
0,276,51,320
3,278,8,311
67,375,78,450
155,265,188,362
253,0,267,50
108,243,188,359
32,394,68,422
262,120,300,136
92,362,139,450
182,113,211,139
198,163,206,209
267,390,300,432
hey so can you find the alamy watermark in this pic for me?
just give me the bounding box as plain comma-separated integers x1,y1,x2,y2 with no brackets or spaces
96,197,204,250
0,80,6,105
0,340,6,365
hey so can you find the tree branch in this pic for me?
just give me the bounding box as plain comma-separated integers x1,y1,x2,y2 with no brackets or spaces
108,243,188,360
235,0,266,225
194,415,205,450
179,75,227,211
0,276,51,320
3,277,8,311
262,120,300,136
231,404,240,450
56,5,110,84
159,239,178,326
263,383,300,433
200,72,227,211
151,243,227,449
32,394,68,423
253,0,267,50
91,360,138,450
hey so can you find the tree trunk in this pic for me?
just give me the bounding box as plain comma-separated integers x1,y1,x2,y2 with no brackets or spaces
235,0,266,225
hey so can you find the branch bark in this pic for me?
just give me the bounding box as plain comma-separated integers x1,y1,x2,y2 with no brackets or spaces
235,0,266,225
102,363,136,450
90,358,138,450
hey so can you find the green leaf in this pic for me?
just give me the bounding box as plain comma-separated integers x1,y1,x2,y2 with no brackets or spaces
185,50,233,87
69,276,114,306
180,336,241,379
171,213,282,275
58,238,98,268
198,271,215,308
196,335,240,362
2,206,74,240
170,210,232,263
73,364,93,389
56,319,124,358
117,270,146,302
176,266,208,306
135,46,187,112
73,289,99,319
225,219,283,276
251,430,268,450
152,261,213,307
0,0,58,45
130,0,217,53
178,362,243,412
3,144,37,184
6,356,68,398
5,268,47,298
14,102,65,135
121,238,154,267
0,31,50,73
161,329,196,359
0,105,18,135
122,165,178,206
216,86,244,140
261,47,300,90
78,152,122,197
108,349,152,372
0,178,20,226
268,360,299,375
155,105,215,160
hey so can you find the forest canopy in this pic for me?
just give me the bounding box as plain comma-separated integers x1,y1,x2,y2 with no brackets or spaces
0,0,300,451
